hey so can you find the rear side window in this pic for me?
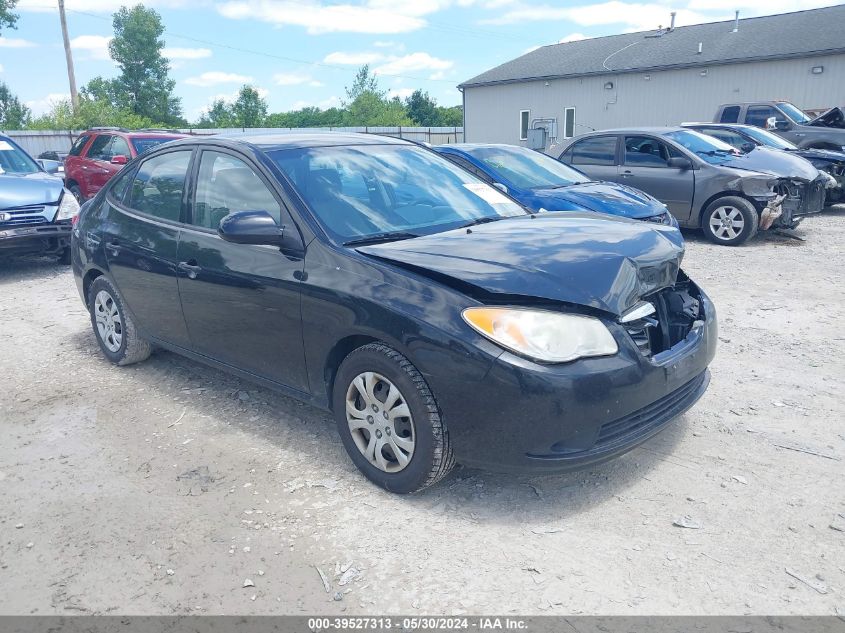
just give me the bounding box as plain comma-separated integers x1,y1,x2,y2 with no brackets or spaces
86,135,113,161
719,106,740,123
193,151,282,229
568,136,617,166
127,151,192,222
68,135,90,156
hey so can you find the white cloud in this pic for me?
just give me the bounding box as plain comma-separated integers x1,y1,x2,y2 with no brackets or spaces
274,72,323,87
482,2,707,30
372,40,405,51
70,34,112,61
324,51,385,65
26,93,71,116
0,37,37,48
216,0,439,34
387,87,414,100
373,52,453,76
185,71,254,87
559,32,587,42
163,47,212,60
289,95,342,110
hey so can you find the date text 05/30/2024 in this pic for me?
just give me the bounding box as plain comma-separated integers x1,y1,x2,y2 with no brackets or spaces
308,617,528,630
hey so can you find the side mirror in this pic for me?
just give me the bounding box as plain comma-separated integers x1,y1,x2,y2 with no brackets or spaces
111,155,128,165
740,142,756,153
38,159,62,174
667,156,692,170
218,210,286,246
774,120,791,131
493,182,508,193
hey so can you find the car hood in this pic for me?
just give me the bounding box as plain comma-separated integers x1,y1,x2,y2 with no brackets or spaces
0,171,64,209
358,212,685,317
807,107,845,129
791,147,845,163
527,181,665,219
719,147,820,180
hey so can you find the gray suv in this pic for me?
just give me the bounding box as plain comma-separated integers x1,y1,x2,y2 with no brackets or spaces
714,101,845,151
556,128,826,246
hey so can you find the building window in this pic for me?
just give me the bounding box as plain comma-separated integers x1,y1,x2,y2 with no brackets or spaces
519,110,530,141
563,107,576,139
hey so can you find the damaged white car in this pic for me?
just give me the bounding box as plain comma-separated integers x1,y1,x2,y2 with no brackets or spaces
557,127,829,245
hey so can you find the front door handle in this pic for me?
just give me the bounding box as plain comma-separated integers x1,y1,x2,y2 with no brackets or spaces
178,260,202,279
620,170,633,178
105,240,121,256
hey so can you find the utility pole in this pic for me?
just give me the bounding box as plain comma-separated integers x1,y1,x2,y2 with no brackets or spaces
58,0,79,113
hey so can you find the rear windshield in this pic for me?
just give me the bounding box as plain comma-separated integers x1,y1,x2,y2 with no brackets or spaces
131,137,180,155
268,144,526,243
0,138,41,175
463,145,588,190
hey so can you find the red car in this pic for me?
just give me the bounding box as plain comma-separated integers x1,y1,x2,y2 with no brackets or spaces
64,128,187,201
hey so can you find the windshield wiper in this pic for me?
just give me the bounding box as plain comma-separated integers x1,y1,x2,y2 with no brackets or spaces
696,149,736,156
458,216,504,229
344,231,419,246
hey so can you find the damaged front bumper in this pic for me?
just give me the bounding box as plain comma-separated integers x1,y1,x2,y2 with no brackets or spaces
744,175,828,230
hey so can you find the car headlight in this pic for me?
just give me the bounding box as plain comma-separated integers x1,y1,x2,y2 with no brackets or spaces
54,190,80,221
462,307,618,363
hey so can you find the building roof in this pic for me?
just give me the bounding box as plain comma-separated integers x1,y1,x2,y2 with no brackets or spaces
460,5,845,88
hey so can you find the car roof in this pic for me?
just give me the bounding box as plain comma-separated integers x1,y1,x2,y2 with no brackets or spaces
681,123,759,130
162,132,413,152
577,127,687,136
437,143,527,151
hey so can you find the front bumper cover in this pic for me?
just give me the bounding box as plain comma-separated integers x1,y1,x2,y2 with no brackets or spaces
0,222,72,254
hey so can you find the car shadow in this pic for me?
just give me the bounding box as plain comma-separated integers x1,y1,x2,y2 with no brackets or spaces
0,255,67,286
680,227,808,248
65,325,693,524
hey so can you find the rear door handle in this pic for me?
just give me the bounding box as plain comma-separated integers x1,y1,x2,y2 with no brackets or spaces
178,260,202,279
620,170,633,178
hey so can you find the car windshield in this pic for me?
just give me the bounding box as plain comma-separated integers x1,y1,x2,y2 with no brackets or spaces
464,145,588,190
739,126,797,150
131,137,180,155
663,130,738,165
0,138,41,175
777,102,811,124
269,144,526,244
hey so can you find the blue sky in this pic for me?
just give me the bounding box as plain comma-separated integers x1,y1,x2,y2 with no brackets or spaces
0,0,840,123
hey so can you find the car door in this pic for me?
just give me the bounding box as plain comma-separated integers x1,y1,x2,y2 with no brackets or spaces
176,147,309,392
101,148,194,347
83,134,119,197
558,135,620,182
90,135,129,194
620,135,694,221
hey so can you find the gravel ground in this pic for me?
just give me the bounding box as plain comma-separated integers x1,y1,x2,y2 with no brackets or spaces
1,209,844,616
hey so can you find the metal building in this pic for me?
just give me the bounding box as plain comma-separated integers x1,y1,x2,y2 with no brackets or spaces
459,6,845,149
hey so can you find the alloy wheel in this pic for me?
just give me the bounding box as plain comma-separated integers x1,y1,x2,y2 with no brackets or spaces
94,290,123,353
709,205,745,241
345,371,415,473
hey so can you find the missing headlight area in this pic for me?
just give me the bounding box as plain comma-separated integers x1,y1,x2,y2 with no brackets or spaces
736,175,828,231
622,270,704,358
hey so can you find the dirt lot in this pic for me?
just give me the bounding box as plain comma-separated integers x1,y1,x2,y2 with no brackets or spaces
1,211,844,616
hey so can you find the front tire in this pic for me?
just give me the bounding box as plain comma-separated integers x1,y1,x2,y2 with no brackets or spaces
332,343,454,493
88,277,151,366
701,196,759,245
58,246,72,265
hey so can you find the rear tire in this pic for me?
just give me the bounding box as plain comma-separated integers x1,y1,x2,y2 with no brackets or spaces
88,276,151,366
332,343,454,493
701,196,759,246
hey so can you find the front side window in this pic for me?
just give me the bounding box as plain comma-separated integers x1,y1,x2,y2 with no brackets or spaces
127,151,191,222
467,145,587,189
269,144,525,243
519,110,530,141
193,151,282,230
86,135,114,161
68,134,91,156
719,106,740,123
776,102,811,124
111,136,131,158
567,136,617,166
745,106,784,129
0,137,41,174
624,136,679,167
108,166,136,203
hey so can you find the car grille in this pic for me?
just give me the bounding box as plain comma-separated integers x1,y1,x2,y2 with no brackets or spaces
0,205,50,228
622,276,702,358
595,371,708,448
798,178,826,215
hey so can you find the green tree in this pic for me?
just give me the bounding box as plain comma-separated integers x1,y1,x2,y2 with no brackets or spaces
344,65,384,103
28,96,164,130
232,85,267,128
0,0,18,33
435,105,463,127
0,81,31,129
196,99,236,128
405,90,438,126
108,4,182,124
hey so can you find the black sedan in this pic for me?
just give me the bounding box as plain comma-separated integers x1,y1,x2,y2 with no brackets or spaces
683,123,844,205
71,133,717,493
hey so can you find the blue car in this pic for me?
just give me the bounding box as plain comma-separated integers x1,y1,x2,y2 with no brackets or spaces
0,134,80,263
434,143,677,226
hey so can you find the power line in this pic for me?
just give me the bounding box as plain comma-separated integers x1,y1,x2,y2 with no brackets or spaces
65,7,471,84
